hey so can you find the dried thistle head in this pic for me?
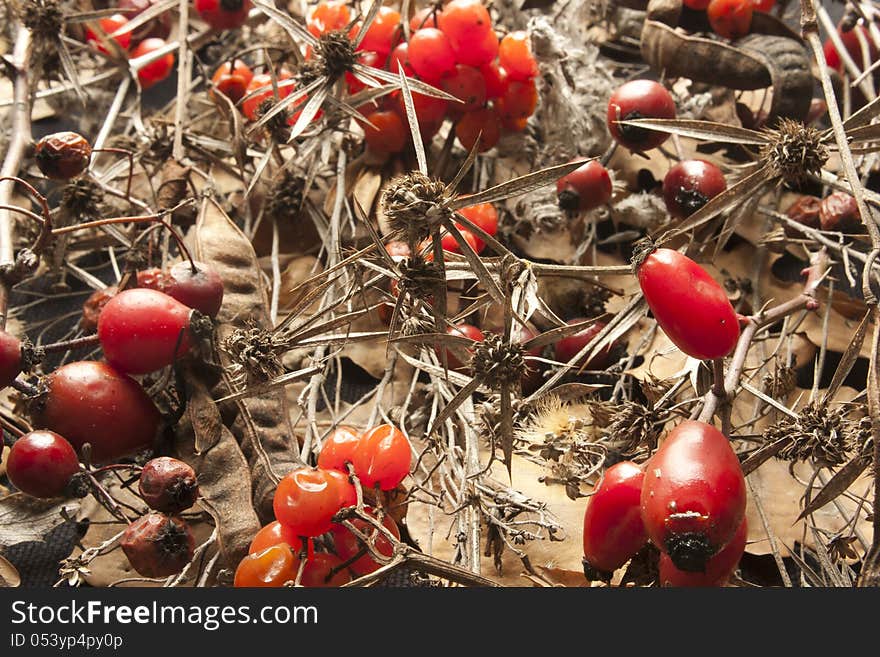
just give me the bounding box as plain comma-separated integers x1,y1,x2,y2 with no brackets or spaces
221,325,287,383
311,30,358,82
61,180,103,219
470,333,528,389
380,172,453,245
265,171,306,221
761,363,797,400
761,119,828,184
770,402,854,466
21,0,63,40
598,400,663,460
398,256,442,301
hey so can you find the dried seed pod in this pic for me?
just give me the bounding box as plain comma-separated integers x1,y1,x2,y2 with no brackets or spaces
34,131,92,180
784,195,821,237
760,119,828,183
380,172,453,244
819,191,861,232
121,512,195,578
138,457,200,513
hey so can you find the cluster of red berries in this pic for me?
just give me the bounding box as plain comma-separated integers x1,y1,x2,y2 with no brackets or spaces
234,424,410,587
684,0,775,41
582,420,747,587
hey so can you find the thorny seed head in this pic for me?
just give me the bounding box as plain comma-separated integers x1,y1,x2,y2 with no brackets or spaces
22,0,63,41
761,119,828,184
312,30,358,82
398,256,443,301
257,99,291,143
222,325,287,383
762,363,797,399
768,402,854,466
265,172,306,220
380,172,453,245
61,180,103,219
592,400,663,461
470,333,528,389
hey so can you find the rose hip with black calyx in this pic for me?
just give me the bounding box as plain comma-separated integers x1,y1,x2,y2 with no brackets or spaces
121,512,195,578
194,0,252,31
7,431,80,499
34,131,92,181
0,329,22,389
819,191,861,232
607,80,676,152
138,457,199,513
659,518,747,587
556,160,613,213
662,160,727,219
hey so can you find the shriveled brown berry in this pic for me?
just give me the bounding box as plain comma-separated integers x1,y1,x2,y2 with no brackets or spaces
138,457,199,513
34,131,92,180
80,285,117,332
819,192,861,232
121,512,195,578
784,195,821,238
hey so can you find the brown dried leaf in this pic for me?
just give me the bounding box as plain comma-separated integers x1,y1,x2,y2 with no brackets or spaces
0,495,80,548
0,554,20,587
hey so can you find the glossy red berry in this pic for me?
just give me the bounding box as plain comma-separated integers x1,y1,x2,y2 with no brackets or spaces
195,0,252,31
121,512,195,578
439,225,481,254
751,0,774,11
393,91,448,137
455,106,501,153
234,543,297,587
325,468,357,509
659,518,747,587
441,65,487,114
351,424,411,491
85,14,132,54
454,25,499,68
138,457,199,513
707,0,753,40
307,1,351,38
130,38,175,89
554,319,614,370
317,426,362,473
582,461,647,576
641,420,746,573
299,552,351,587
823,25,878,72
211,60,254,104
662,160,727,219
7,431,80,498
351,7,401,57
498,31,538,81
249,521,307,555
480,61,509,99
636,247,739,360
438,0,492,41
362,109,408,154
163,261,225,318
437,323,484,371
330,510,400,575
347,50,382,95
497,78,538,131
408,28,457,83
117,0,172,42
34,361,160,463
34,131,92,181
97,288,193,375
607,80,676,152
457,202,498,237
556,160,613,213
0,330,22,389
387,42,415,77
410,6,439,31
273,467,348,537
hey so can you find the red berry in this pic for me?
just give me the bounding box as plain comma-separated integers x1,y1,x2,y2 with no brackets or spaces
241,71,293,121
325,468,358,509
211,59,254,104
34,131,92,181
439,225,481,254
659,518,747,587
515,325,544,394
97,288,193,375
249,521,306,555
81,286,117,333
234,543,297,587
556,160,613,212
662,159,727,219
117,0,172,42
130,38,175,89
351,424,411,491
607,80,676,152
498,31,538,81
682,0,711,8
307,1,351,38
351,7,401,57
273,467,347,537
641,421,746,573
121,512,195,578
823,25,878,72
582,461,647,575
194,0,251,31
480,61,508,99
408,28,457,83
34,361,160,464
441,65,487,114
330,509,400,575
387,42,415,77
437,323,484,371
457,202,498,237
452,24,499,68
751,0,774,11
497,78,538,130
455,106,501,153
85,14,132,54
393,91,448,135
7,431,80,498
637,248,739,360
347,50,382,95
0,330,22,389
362,109,408,154
138,457,199,513
161,261,225,318
317,426,362,473
554,319,614,370
707,0,753,40
409,6,439,32
438,0,492,43
299,552,351,587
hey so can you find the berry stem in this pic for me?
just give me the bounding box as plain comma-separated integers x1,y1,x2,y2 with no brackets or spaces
40,333,101,354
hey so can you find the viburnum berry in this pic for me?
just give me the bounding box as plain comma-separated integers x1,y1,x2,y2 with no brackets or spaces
480,61,509,99
138,261,224,318
347,50,382,95
582,461,647,578
0,330,22,390
497,78,538,131
457,202,498,238
212,60,254,104
34,131,92,181
441,65,487,114
317,426,362,473
662,159,727,219
299,552,351,587
130,38,175,89
438,0,491,42
249,521,308,555
393,91,448,137
408,27,457,83
659,518,747,587
33,361,161,463
351,6,401,57
361,109,408,154
438,225,481,254
707,0,753,40
636,247,739,360
325,468,357,509
824,25,878,72
498,31,538,81
307,1,351,38
607,80,676,152
194,0,252,31
121,512,195,578
556,159,613,213
117,0,172,42
234,544,298,587
351,424,411,491
138,457,199,514
330,509,400,575
438,323,484,371
554,319,614,370
85,14,132,54
641,420,747,573
455,106,501,153
97,287,193,375
241,71,293,121
273,467,349,537
387,42,415,78
7,431,80,499
410,7,439,31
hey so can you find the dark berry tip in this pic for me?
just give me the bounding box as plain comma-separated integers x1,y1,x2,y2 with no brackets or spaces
664,532,716,573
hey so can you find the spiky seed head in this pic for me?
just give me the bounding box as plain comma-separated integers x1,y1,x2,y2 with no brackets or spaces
470,333,528,389
769,402,852,466
257,99,291,142
761,119,828,184
265,172,306,221
600,400,662,460
22,0,63,40
314,30,358,81
222,325,286,383
61,180,103,218
398,257,443,301
380,172,453,245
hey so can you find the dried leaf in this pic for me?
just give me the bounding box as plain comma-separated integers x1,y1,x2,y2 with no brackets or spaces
797,456,870,521
0,555,20,587
0,495,80,548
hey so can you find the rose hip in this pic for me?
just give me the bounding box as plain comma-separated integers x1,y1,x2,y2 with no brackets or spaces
138,457,199,513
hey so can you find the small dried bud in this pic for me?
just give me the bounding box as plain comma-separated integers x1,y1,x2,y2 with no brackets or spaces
470,333,528,389
819,192,861,232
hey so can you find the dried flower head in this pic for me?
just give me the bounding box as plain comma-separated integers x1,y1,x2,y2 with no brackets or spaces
222,325,287,383
311,30,358,82
380,172,453,244
769,402,854,466
397,257,443,301
470,333,528,389
257,99,291,143
761,119,828,184
61,180,103,219
598,400,663,460
762,364,797,400
265,172,306,220
21,0,63,40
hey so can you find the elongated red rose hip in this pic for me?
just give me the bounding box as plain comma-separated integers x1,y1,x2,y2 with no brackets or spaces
636,247,739,360
640,420,746,573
